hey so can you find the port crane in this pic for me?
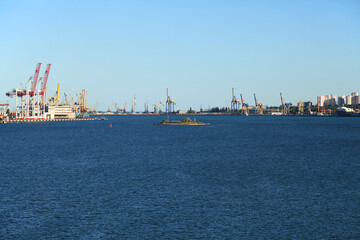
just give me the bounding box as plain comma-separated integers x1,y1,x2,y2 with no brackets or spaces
240,94,249,115
48,83,61,105
29,63,42,96
131,95,136,113
231,88,241,112
144,101,149,113
73,90,88,118
63,93,69,105
153,102,164,113
6,63,51,120
280,92,289,115
165,88,176,113
108,103,115,113
121,103,127,113
253,94,264,115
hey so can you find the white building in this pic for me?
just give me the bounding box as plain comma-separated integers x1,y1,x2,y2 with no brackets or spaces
317,94,337,107
46,105,76,120
346,95,352,105
351,92,359,105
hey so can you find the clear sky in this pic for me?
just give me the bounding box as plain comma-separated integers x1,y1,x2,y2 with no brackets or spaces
0,0,359,111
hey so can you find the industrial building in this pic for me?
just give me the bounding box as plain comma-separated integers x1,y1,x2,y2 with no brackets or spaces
46,105,76,120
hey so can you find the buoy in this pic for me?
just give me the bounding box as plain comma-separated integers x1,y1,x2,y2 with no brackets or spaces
110,123,112,128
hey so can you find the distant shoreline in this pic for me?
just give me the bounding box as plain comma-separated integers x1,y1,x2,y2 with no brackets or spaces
89,113,355,117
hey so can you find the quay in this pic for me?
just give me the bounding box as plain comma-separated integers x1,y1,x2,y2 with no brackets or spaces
3,118,107,124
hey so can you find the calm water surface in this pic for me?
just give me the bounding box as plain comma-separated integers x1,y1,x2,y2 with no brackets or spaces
1,116,359,239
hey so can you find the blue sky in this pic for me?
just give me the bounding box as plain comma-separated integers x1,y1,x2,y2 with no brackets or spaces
0,0,359,111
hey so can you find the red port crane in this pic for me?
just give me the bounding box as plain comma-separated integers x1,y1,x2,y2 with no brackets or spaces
40,64,51,95
29,63,42,95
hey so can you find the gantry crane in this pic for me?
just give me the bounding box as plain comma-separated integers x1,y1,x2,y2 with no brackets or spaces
240,94,249,115
39,64,51,100
165,88,176,113
29,63,42,96
74,89,88,118
131,95,136,113
144,101,149,113
108,103,114,113
114,103,119,113
253,93,264,115
5,63,51,120
280,92,288,115
153,102,164,113
231,88,241,112
63,93,69,105
254,93,258,114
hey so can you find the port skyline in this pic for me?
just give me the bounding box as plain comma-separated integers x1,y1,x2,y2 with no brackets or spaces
0,1,359,111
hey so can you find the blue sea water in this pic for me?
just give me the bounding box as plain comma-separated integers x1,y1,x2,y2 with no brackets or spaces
0,115,359,239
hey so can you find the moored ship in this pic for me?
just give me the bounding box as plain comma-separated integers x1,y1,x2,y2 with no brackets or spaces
336,107,360,117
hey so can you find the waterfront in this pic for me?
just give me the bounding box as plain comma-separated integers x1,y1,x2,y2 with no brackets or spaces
1,116,359,238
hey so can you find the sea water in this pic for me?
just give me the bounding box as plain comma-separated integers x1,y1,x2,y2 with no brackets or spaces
1,116,359,239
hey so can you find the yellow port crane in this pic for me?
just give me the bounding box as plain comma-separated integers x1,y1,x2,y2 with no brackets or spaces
48,83,61,105
54,84,60,105
280,92,288,115
74,89,88,117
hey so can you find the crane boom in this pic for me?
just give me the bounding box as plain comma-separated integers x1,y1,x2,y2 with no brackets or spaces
64,93,69,105
40,64,52,94
240,94,249,115
280,92,287,115
280,92,285,107
240,94,245,107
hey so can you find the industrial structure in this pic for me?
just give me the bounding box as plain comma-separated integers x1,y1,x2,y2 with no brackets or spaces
239,94,247,115
3,64,359,120
4,63,90,121
131,95,136,113
165,88,176,113
230,88,241,112
0,103,9,123
153,102,164,113
253,93,264,115
144,101,149,113
280,92,289,115
6,63,51,120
